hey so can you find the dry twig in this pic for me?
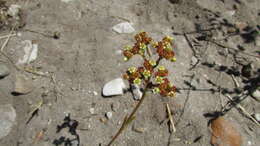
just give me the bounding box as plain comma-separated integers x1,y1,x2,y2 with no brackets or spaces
166,103,176,133
1,29,15,51
224,94,260,127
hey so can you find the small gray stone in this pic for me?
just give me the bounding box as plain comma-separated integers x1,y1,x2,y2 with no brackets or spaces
105,111,113,119
0,63,10,78
0,104,16,139
191,56,198,66
131,84,143,100
13,74,34,95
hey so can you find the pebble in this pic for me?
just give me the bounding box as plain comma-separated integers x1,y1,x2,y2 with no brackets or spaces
251,88,260,101
93,91,98,96
0,63,10,78
253,113,260,122
191,56,198,66
13,74,34,95
211,117,242,146
102,78,126,97
131,84,143,100
112,22,135,34
89,108,95,114
0,104,16,139
223,10,236,18
105,111,113,119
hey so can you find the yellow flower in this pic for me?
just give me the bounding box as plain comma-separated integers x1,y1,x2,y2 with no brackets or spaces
149,60,156,67
155,76,164,84
152,87,160,94
168,91,175,97
152,41,158,48
128,67,137,73
124,57,129,61
140,43,146,50
124,45,131,50
138,49,144,55
133,78,142,85
142,70,151,79
165,43,172,51
170,57,176,62
165,36,173,41
158,66,165,71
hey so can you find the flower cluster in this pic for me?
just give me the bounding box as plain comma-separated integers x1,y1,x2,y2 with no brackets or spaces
123,32,152,61
122,32,177,97
155,36,176,62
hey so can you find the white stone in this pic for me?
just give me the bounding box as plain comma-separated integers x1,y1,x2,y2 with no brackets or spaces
223,10,236,17
17,40,38,65
131,84,143,100
7,5,21,19
251,88,260,101
191,56,198,66
93,91,98,96
105,111,113,119
253,113,260,122
89,108,95,114
102,78,126,96
0,104,16,139
112,22,135,34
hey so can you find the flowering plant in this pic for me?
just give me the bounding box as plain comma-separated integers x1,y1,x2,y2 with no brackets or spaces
108,32,177,145
123,32,177,97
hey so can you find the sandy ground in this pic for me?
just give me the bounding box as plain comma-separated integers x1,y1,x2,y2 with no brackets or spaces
0,0,259,146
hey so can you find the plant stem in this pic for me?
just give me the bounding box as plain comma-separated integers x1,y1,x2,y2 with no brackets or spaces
107,57,162,146
107,88,147,146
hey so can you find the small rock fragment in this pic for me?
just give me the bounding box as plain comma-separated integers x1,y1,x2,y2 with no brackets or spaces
0,63,10,78
7,4,21,19
102,78,126,96
253,113,260,122
13,74,34,95
93,91,98,96
17,40,38,65
112,22,135,34
211,116,242,146
131,84,143,100
191,56,198,66
89,108,95,114
105,111,113,119
223,10,236,17
256,36,260,47
0,104,16,139
251,88,260,101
